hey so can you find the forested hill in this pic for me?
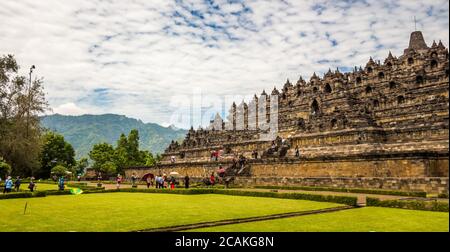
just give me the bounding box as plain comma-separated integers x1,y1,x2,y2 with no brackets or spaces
40,114,187,159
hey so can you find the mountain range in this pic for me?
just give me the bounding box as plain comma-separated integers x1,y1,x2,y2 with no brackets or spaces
40,114,187,159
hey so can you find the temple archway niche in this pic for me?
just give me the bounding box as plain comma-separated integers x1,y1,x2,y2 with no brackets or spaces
324,83,332,93
311,99,320,115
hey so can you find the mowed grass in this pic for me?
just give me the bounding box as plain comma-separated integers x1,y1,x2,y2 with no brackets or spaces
0,192,341,232
21,183,72,191
191,207,449,232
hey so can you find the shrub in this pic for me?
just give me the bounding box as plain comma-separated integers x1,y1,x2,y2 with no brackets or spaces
66,183,97,190
213,189,358,206
438,193,449,199
0,157,12,178
0,187,357,206
0,192,33,200
45,190,72,196
33,191,47,197
82,188,357,206
254,185,427,197
366,197,449,212
51,165,68,177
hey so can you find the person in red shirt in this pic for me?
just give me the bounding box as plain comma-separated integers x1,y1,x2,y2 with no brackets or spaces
217,166,225,183
210,173,215,186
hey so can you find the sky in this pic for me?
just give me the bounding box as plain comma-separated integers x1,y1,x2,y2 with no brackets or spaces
1,0,449,129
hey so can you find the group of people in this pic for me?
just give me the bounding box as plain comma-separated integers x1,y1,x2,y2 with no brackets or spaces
210,150,220,161
155,174,179,189
116,173,191,190
2,176,24,193
2,176,39,193
2,176,18,193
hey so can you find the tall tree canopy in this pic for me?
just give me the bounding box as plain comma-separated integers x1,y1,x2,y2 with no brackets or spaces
39,131,76,178
113,129,148,173
0,156,12,178
0,55,48,176
89,129,157,176
89,142,116,176
73,157,89,176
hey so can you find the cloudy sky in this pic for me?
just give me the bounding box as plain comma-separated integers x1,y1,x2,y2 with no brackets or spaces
1,0,448,128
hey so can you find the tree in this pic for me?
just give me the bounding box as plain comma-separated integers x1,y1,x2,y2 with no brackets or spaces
0,156,12,178
127,129,141,163
113,133,128,173
89,129,158,176
74,157,89,176
51,165,67,177
39,131,75,178
112,130,148,172
100,161,117,176
89,143,115,176
155,154,162,163
0,55,48,176
145,152,157,166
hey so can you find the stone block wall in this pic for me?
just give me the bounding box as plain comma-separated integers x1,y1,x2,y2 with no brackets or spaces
124,155,448,193
233,177,449,194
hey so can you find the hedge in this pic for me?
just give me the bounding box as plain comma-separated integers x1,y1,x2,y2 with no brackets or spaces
254,185,427,197
366,197,449,212
0,192,33,200
66,183,97,190
0,191,48,200
0,188,106,200
79,188,358,206
0,187,358,206
438,193,449,199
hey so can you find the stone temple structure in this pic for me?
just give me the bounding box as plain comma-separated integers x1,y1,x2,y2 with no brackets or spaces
125,31,449,193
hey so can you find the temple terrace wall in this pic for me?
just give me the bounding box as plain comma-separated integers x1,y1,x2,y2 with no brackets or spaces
233,177,448,194
124,154,448,193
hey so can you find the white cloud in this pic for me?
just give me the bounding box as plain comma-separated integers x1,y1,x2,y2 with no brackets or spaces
52,103,89,116
0,0,448,129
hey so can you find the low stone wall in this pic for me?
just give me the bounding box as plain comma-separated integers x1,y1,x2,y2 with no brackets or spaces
233,177,449,194
125,154,448,178
123,154,448,194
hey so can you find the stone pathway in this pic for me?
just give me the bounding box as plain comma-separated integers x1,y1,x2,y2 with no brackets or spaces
134,205,355,232
85,182,449,205
229,188,449,205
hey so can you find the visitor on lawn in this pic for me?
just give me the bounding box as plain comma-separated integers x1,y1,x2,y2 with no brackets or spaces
163,176,168,188
159,175,164,188
3,176,13,193
157,175,164,188
58,176,65,191
155,175,160,188
14,176,21,192
146,176,152,188
184,175,189,189
131,173,137,187
28,177,36,192
170,176,176,189
116,174,122,189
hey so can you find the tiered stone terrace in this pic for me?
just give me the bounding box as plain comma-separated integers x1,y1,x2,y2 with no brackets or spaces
125,31,449,193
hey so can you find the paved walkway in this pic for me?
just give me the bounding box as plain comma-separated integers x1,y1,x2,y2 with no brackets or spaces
85,182,449,205
135,205,355,232
229,188,449,205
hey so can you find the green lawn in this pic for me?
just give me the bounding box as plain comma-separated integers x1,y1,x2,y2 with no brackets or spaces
0,192,341,232
22,183,73,191
191,207,449,232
